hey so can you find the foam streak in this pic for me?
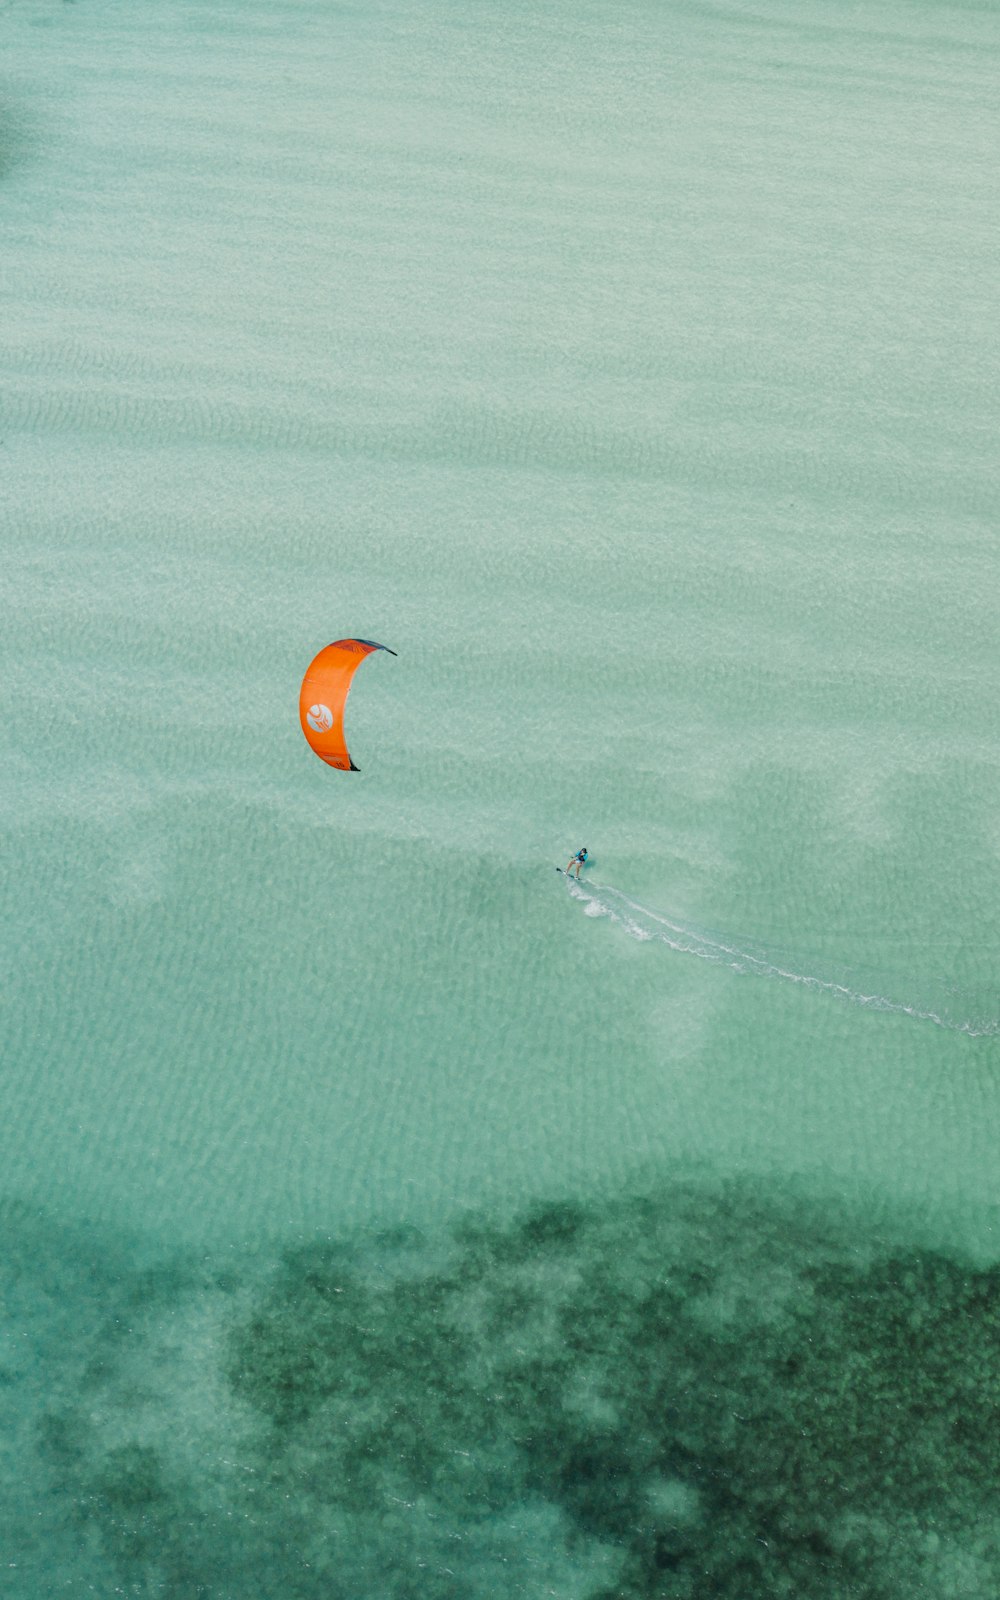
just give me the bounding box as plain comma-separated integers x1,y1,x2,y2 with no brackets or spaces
566,881,996,1036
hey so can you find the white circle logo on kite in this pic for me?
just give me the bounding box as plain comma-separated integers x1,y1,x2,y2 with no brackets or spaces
306,703,334,733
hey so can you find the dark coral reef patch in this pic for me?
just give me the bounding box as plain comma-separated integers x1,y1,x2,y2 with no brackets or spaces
21,1181,1000,1597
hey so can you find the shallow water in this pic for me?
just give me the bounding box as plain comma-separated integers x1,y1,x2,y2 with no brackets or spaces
3,0,1000,1593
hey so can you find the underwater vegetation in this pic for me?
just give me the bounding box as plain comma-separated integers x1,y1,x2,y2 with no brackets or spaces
16,1179,1000,1598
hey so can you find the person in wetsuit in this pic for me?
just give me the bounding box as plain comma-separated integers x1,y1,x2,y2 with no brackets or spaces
566,847,588,879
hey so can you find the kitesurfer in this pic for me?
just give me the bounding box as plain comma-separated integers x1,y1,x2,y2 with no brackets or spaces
566,847,588,879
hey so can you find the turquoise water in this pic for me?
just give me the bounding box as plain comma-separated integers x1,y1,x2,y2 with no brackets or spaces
3,0,1000,1593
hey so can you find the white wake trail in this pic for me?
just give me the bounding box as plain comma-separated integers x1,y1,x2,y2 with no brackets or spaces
565,880,997,1037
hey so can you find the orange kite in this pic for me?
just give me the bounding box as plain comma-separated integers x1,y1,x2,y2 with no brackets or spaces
299,638,396,771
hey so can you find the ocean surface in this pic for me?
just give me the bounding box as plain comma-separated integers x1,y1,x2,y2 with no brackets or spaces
3,0,999,1594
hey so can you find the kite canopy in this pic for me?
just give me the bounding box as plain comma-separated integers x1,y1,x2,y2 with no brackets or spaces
299,638,396,771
